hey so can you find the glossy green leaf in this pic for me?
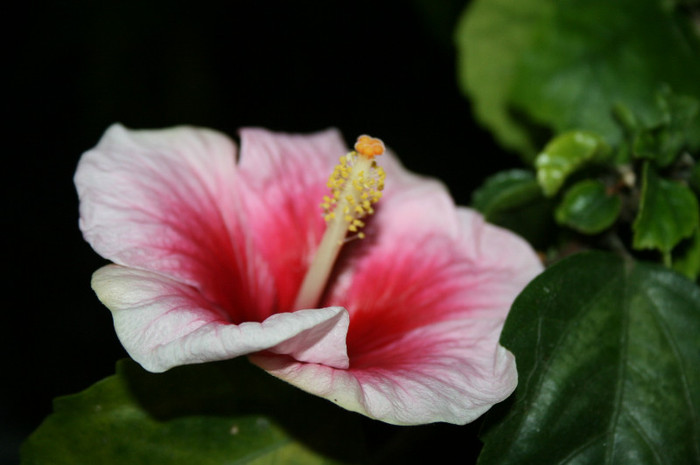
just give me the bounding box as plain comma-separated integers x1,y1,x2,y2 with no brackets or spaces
478,252,700,465
21,358,365,465
471,169,541,217
535,131,609,196
633,163,700,253
455,0,553,160
555,179,621,234
509,0,700,151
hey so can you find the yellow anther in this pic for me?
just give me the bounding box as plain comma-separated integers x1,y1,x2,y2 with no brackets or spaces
321,137,385,232
355,135,385,159
294,135,387,310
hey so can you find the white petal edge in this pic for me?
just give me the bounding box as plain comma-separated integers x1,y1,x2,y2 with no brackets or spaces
92,265,349,372
75,124,242,278
250,318,517,426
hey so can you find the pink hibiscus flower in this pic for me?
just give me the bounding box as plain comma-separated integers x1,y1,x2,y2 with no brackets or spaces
75,124,542,425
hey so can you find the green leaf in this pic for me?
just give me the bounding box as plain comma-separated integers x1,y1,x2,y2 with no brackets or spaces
471,169,555,249
673,228,700,281
691,161,700,194
555,179,621,234
455,0,553,160
471,169,541,217
633,127,665,163
612,102,640,135
633,88,700,167
654,87,700,165
535,131,610,196
509,0,700,151
21,358,365,465
484,196,556,251
633,162,700,253
478,252,700,465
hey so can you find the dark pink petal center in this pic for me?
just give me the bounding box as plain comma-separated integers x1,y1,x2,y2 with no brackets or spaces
327,235,485,368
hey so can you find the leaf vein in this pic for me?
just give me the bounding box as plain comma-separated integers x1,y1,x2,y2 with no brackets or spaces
509,268,622,456
625,408,667,465
604,262,630,463
644,280,700,461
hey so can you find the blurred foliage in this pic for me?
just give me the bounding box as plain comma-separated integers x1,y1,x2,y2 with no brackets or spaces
456,0,700,162
555,179,621,235
535,131,610,197
459,0,700,278
21,358,365,464
472,86,700,280
21,358,484,464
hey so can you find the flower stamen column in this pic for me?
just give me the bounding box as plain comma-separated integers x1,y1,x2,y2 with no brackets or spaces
293,135,386,310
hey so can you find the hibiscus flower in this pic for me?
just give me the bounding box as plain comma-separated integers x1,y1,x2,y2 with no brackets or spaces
75,124,542,425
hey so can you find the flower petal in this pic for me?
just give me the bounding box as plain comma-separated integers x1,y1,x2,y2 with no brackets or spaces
235,128,349,311
453,208,544,314
278,206,541,425
75,124,276,322
376,165,461,238
250,318,516,425
325,154,462,303
92,265,349,372
76,124,543,426
330,203,541,360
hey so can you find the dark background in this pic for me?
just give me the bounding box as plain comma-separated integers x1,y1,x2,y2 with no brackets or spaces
4,1,517,461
